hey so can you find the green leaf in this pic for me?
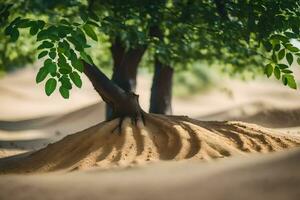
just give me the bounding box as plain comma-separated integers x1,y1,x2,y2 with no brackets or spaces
36,67,49,83
29,23,39,35
59,86,69,99
282,69,293,74
281,74,297,89
277,64,289,69
271,53,277,63
264,64,273,78
36,20,45,29
57,25,72,38
36,26,60,41
83,24,97,41
72,59,84,72
59,68,72,74
274,44,280,51
70,50,84,72
297,58,300,65
70,72,82,88
274,66,281,80
75,28,87,44
49,51,56,59
38,50,48,59
278,49,285,60
44,59,57,73
38,41,54,49
59,76,72,89
58,40,71,57
286,53,293,65
80,51,93,65
10,17,21,26
10,28,19,42
45,78,57,96
58,52,67,62
17,19,31,28
270,34,289,43
57,61,71,74
57,54,71,73
287,76,297,89
285,44,299,52
262,41,272,52
67,36,84,51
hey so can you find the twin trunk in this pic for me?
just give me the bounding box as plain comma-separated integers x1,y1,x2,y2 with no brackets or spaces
106,38,146,119
84,61,143,120
106,37,174,119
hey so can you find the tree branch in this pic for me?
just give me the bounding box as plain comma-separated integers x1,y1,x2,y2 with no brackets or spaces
83,61,126,106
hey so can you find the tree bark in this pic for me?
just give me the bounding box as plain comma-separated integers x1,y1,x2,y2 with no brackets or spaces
106,38,126,119
111,44,146,92
149,25,174,115
83,61,145,123
149,58,173,115
106,38,146,119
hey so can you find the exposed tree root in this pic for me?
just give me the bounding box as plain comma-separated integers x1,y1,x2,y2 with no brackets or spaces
111,111,146,134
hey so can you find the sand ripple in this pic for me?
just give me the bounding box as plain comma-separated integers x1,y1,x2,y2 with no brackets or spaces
0,114,300,173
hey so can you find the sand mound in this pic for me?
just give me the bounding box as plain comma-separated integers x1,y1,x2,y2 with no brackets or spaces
199,101,300,128
1,114,300,173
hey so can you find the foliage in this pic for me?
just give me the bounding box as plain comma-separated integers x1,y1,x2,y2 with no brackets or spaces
0,3,37,72
1,0,300,98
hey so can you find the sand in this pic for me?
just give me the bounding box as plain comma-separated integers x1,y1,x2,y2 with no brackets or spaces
1,68,300,199
0,149,300,200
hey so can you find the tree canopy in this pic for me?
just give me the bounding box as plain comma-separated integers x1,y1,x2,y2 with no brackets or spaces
1,0,300,98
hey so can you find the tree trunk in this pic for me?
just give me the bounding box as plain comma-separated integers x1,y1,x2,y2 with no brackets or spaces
106,38,146,119
149,58,174,115
111,47,146,92
106,38,126,119
84,61,145,124
149,25,174,114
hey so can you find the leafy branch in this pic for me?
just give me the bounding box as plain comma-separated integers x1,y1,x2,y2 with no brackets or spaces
4,9,99,98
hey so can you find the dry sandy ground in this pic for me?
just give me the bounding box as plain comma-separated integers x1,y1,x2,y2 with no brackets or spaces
1,149,300,200
1,68,300,199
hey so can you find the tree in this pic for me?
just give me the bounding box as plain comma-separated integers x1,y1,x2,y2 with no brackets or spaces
2,0,300,122
2,0,300,172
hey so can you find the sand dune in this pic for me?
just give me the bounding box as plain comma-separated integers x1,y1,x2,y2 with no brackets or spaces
0,102,104,132
1,114,299,173
199,101,300,128
0,102,105,157
2,98,300,157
